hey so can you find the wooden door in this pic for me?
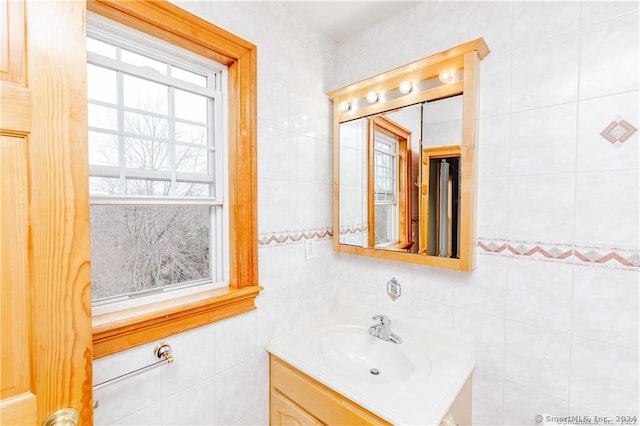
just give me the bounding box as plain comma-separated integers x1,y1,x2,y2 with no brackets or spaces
0,1,93,424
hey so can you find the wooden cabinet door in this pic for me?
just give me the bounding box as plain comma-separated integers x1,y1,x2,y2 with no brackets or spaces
271,391,323,426
0,0,93,424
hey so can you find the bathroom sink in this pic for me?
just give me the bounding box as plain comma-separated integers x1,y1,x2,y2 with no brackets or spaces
266,301,476,425
311,325,431,383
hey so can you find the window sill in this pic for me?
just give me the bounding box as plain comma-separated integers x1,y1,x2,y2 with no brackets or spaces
92,285,262,359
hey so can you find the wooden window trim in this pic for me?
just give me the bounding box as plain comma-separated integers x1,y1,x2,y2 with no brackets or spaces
88,0,260,359
367,116,412,250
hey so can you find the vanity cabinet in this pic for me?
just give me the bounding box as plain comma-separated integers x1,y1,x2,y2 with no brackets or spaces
270,355,390,425
269,355,472,426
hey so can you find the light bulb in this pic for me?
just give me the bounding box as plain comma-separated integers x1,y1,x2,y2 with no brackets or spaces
339,101,351,112
439,69,455,84
398,81,412,94
366,91,379,104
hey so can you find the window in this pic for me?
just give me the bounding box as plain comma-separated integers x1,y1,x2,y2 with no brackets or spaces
373,133,398,245
367,115,412,251
88,0,259,359
87,17,226,304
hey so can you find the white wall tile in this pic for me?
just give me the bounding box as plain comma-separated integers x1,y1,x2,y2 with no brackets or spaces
504,321,571,400
506,259,573,333
258,245,290,300
288,182,315,231
570,337,640,414
289,37,327,95
348,254,379,287
214,359,258,425
257,77,288,131
161,378,216,425
170,1,212,21
458,1,512,54
412,264,455,305
509,103,577,175
374,33,417,73
160,324,216,397
503,381,569,426
512,1,580,48
454,255,507,317
507,173,575,244
477,177,509,239
411,298,454,329
258,178,289,234
580,1,639,28
454,309,505,376
511,32,579,112
345,281,377,307
413,2,461,59
207,1,259,44
288,133,316,183
572,266,639,349
214,311,257,374
579,12,639,100
314,137,333,185
255,3,291,78
109,403,162,426
312,183,333,229
574,170,639,248
378,7,417,45
288,91,317,139
472,371,504,426
478,114,510,177
256,294,294,351
94,367,163,425
576,91,639,172
479,53,512,119
258,126,289,181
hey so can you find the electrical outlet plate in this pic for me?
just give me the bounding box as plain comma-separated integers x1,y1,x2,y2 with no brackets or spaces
305,239,315,260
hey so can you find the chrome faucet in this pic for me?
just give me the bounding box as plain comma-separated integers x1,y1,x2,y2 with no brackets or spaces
368,314,402,344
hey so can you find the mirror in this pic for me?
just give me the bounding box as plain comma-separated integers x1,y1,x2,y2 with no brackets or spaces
339,96,463,256
330,39,489,271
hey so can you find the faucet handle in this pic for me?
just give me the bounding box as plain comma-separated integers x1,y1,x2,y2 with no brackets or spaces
372,314,389,325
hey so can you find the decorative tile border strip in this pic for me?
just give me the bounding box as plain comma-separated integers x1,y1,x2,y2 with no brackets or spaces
258,227,333,246
477,238,640,271
258,231,639,270
339,224,368,235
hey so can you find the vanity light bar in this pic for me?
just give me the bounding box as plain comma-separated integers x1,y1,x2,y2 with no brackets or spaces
337,71,462,114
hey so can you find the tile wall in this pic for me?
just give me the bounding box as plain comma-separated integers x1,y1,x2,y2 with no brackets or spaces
93,1,639,425
333,1,639,425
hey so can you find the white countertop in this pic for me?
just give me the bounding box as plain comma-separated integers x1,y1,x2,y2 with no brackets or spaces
266,301,476,425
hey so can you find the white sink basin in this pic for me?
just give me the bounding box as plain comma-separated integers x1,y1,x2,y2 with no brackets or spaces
266,301,476,425
311,324,431,384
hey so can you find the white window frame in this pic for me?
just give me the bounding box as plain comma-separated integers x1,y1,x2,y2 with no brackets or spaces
373,133,399,245
87,13,229,311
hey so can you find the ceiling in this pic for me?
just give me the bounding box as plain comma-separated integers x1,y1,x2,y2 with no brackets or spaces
281,1,422,42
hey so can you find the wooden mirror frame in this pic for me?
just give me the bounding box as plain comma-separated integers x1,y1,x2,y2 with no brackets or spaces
328,39,489,271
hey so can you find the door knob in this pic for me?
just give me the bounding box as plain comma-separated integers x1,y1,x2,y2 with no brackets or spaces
43,408,79,426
